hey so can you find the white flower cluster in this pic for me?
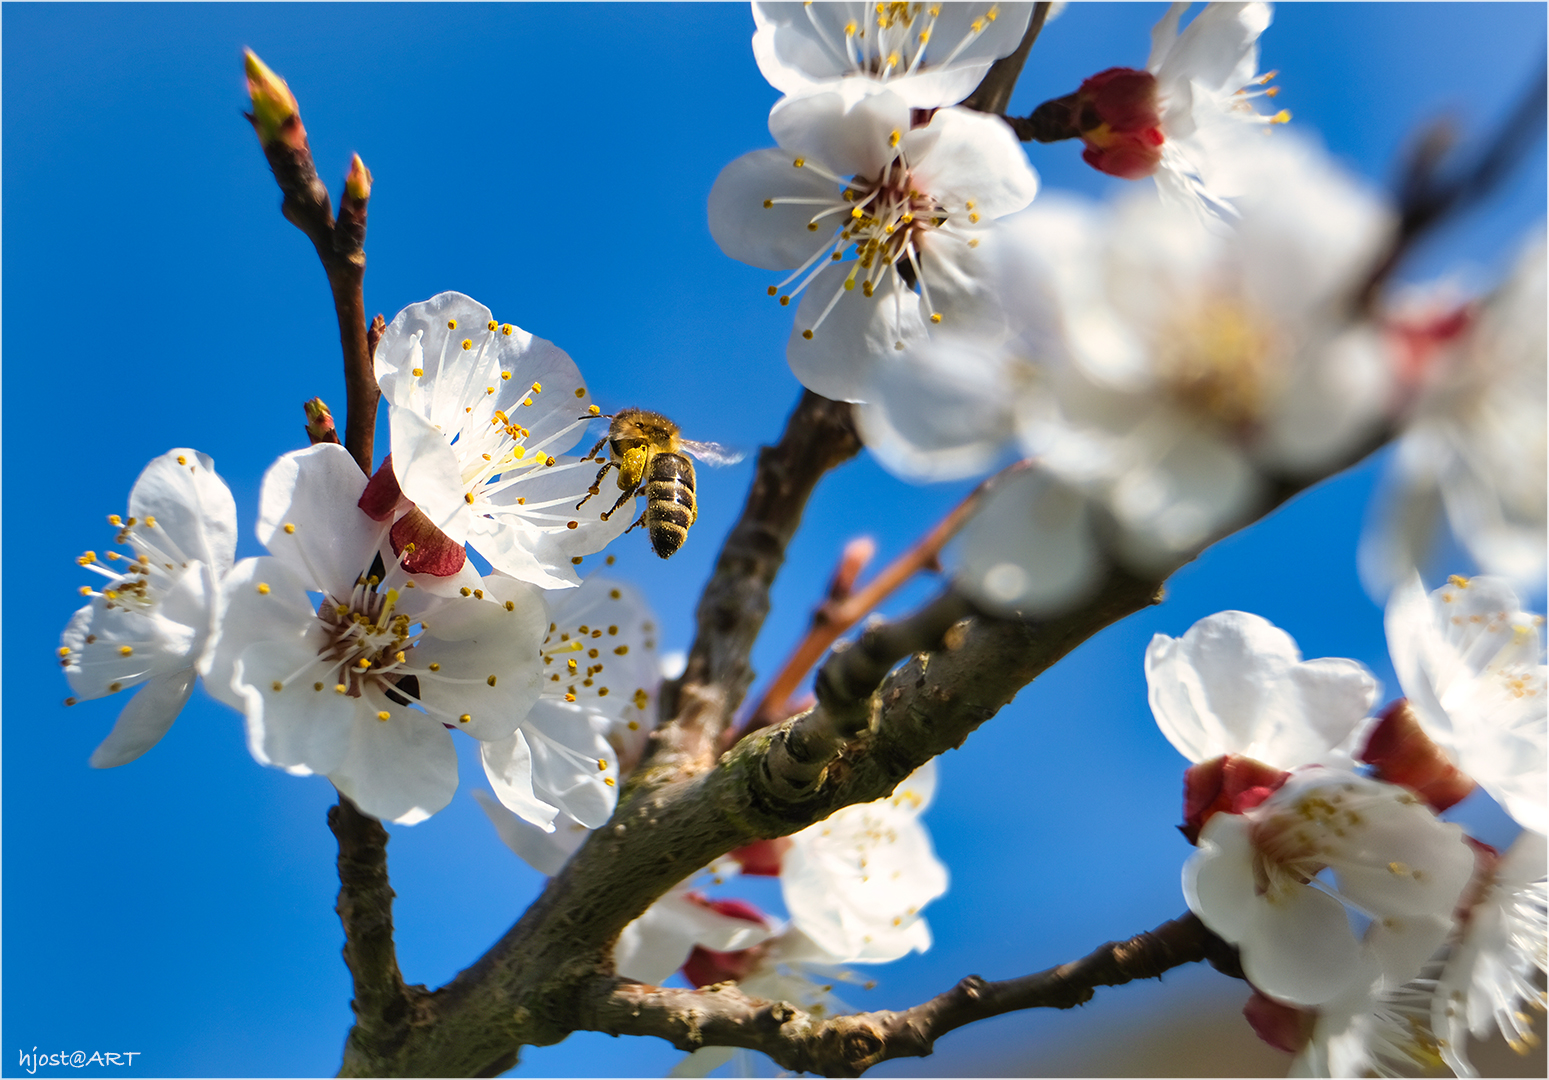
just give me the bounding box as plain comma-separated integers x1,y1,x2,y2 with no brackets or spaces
707,3,1545,618
1146,578,1545,1076
61,292,652,826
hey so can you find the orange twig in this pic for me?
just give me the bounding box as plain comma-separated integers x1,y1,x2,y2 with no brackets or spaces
740,466,1016,737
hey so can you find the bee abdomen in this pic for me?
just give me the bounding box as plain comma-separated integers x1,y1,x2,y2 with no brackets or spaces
644,453,696,559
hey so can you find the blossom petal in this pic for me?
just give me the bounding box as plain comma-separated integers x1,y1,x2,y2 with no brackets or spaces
768,80,911,178
411,589,546,742
957,468,1101,616
480,730,560,831
128,448,239,579
231,637,356,775
910,106,1039,220
88,667,197,768
523,700,619,828
258,444,382,590
787,262,925,402
708,148,841,271
474,788,589,876
329,704,458,825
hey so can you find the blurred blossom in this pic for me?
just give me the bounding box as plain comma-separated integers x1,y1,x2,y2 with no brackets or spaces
751,1,1035,108
708,81,1037,402
874,136,1394,613
1184,767,1474,1007
1145,609,1378,770
1362,233,1548,598
1287,957,1450,1078
203,444,547,825
1432,830,1548,1075
374,291,628,590
1385,573,1547,835
615,888,774,985
60,448,237,767
480,575,661,836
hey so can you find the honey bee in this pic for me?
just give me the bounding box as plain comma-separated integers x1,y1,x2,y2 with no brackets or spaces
576,409,742,558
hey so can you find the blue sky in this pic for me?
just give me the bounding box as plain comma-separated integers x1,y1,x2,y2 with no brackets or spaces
4,4,1544,1077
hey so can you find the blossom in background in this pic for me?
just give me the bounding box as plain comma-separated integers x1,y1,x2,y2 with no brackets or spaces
614,887,775,985
480,575,661,833
203,444,547,824
877,135,1394,614
1385,573,1547,835
708,81,1038,402
1361,233,1548,598
1145,609,1379,771
1432,830,1548,1075
1285,956,1451,1078
750,1,1035,108
1185,767,1475,1007
373,291,629,590
61,449,237,767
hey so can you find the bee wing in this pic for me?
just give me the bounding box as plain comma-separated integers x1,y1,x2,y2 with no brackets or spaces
679,439,746,467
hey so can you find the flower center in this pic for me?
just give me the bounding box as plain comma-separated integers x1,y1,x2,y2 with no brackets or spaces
821,3,1003,83
1154,297,1280,433
316,580,419,699
74,513,192,611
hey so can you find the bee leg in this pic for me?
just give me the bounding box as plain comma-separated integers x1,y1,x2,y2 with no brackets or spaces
622,509,649,535
599,483,641,522
575,459,617,510
581,434,610,463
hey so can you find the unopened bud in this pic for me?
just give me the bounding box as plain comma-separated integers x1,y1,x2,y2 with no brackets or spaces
726,837,793,877
1179,754,1289,845
1074,67,1165,180
304,397,338,445
1243,990,1314,1055
1360,699,1476,813
345,154,372,203
243,49,299,147
390,505,467,577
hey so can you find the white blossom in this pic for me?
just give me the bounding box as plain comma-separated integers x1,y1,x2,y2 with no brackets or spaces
1362,233,1547,597
374,291,629,590
1146,609,1378,770
1184,767,1475,1007
708,81,1038,402
203,444,547,825
480,575,661,833
1433,830,1548,1075
780,760,948,962
61,449,237,767
750,2,1035,108
1386,573,1548,835
614,886,775,985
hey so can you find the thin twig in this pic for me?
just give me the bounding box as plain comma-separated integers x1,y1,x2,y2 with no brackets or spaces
582,912,1228,1077
651,390,861,774
742,466,1012,734
961,1,1052,116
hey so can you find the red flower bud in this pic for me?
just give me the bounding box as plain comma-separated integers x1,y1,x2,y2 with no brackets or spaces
1180,754,1290,845
358,457,468,577
726,837,792,877
1243,990,1314,1054
683,944,763,987
1075,67,1165,180
1360,699,1476,813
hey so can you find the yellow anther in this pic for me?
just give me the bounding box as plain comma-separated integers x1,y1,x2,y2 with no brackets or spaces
108,682,123,693
256,582,271,595
598,687,610,697
119,645,134,656
802,329,814,339
546,455,556,466
412,367,424,377
763,198,774,209
1270,109,1291,124
447,318,457,329
176,455,188,466
58,646,71,658
502,324,514,335
968,212,980,223
793,156,806,168
566,520,579,530
144,516,156,527
522,397,534,407
459,714,471,724
780,295,791,305
604,777,615,787
930,313,942,323
335,683,348,694
486,674,497,686
357,657,371,669
272,680,284,692
574,387,587,398
377,711,391,722
283,523,296,534
395,651,406,664
465,492,476,504
78,552,97,566
564,693,577,702
596,758,607,772
487,320,498,331
473,589,484,599
501,371,512,381
313,682,324,692
1449,574,1470,587
108,515,123,526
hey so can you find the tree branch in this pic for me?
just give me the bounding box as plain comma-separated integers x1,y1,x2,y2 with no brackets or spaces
743,465,1008,734
961,2,1052,116
581,912,1228,1077
653,390,861,773
330,795,426,1072
246,54,378,474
